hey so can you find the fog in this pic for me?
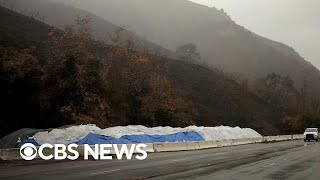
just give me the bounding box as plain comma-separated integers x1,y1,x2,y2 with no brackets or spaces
190,0,320,69
47,0,320,90
6,0,319,90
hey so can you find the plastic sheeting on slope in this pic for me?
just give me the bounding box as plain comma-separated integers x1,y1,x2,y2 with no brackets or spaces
75,131,205,145
33,124,262,145
0,128,42,149
185,126,261,141
34,125,101,145
0,125,76,149
16,138,40,148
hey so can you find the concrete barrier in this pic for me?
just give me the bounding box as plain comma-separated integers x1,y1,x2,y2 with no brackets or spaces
154,142,194,152
0,143,154,161
231,137,262,145
282,135,292,141
264,136,279,142
232,138,249,145
0,135,304,160
193,141,219,150
154,138,249,153
275,136,284,141
216,139,234,147
293,134,303,140
110,143,154,154
263,135,301,142
252,137,263,143
73,143,155,157
0,148,21,160
0,145,88,160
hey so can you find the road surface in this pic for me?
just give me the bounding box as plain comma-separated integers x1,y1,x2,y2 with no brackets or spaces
0,140,319,180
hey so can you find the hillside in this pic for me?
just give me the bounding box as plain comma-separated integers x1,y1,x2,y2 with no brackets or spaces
0,4,50,49
0,0,176,59
59,0,320,96
163,60,281,134
0,6,283,137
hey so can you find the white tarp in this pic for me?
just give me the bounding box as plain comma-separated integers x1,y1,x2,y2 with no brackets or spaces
33,124,262,145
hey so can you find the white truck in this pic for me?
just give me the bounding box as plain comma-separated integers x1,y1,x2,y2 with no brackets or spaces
303,128,319,142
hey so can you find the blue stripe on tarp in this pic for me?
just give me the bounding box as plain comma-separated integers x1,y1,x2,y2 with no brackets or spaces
17,131,205,147
16,138,41,148
75,131,204,145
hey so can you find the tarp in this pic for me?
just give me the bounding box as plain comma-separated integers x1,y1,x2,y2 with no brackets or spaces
2,125,262,148
75,131,205,145
0,128,42,149
0,125,75,149
16,131,204,147
33,125,262,145
17,138,40,148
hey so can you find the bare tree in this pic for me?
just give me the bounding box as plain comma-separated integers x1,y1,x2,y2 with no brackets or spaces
299,79,313,114
176,43,201,63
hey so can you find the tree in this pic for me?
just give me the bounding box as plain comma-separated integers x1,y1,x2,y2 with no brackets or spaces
47,15,197,128
103,34,197,127
295,79,320,131
0,46,43,136
280,113,303,134
46,15,111,127
299,79,313,114
141,73,196,126
255,73,298,114
176,43,201,63
0,15,198,138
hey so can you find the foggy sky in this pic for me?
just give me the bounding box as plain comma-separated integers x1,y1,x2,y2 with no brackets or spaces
189,0,320,70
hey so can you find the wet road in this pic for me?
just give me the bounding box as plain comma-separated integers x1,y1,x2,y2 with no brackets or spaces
0,140,319,180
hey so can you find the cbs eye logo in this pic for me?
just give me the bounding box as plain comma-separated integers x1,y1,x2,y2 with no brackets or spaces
20,143,38,160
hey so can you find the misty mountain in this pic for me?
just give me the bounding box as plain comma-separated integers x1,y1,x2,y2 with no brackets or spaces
59,0,320,96
0,5,281,135
0,0,176,58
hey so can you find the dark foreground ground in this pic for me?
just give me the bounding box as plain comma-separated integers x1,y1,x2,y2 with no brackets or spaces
0,140,319,180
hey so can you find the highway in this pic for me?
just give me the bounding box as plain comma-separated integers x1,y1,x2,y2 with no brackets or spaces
0,140,319,180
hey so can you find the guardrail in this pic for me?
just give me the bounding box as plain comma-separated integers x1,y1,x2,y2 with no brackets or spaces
0,135,303,160
263,134,304,142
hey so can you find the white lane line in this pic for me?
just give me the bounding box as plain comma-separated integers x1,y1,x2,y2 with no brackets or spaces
263,163,276,168
170,158,187,162
90,169,120,176
296,155,302,158
244,148,254,151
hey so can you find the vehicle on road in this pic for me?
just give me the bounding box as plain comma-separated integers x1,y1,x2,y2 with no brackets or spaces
304,128,319,142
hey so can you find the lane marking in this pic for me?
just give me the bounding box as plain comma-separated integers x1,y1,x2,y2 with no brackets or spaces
244,148,254,151
263,163,276,168
90,169,120,176
170,158,187,162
